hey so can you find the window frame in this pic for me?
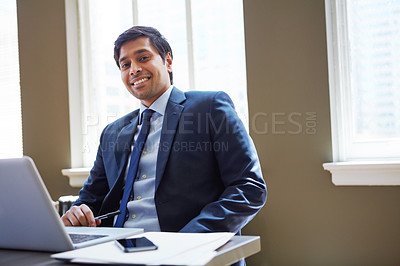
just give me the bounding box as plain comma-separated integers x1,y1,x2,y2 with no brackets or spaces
65,0,83,168
323,0,400,186
63,0,249,186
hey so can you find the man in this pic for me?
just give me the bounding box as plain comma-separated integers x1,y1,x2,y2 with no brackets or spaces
62,26,266,234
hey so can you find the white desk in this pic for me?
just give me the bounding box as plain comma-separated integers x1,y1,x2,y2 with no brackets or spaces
0,235,260,265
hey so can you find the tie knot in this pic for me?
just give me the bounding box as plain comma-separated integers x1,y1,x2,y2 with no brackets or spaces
140,109,154,125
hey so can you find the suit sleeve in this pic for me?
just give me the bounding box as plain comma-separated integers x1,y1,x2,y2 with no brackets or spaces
180,92,267,233
72,128,110,216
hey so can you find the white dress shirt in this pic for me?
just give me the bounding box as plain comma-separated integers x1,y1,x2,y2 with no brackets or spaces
122,86,173,231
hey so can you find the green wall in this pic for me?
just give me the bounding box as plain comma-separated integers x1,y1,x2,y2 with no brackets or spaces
243,0,400,265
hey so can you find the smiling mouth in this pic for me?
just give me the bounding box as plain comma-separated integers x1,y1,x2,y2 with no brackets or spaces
132,77,149,86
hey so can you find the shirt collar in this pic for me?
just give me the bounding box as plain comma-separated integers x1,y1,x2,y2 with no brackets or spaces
138,85,173,123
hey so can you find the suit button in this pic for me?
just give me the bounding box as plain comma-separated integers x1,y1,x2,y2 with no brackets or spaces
137,196,142,200
131,214,136,219
142,174,147,179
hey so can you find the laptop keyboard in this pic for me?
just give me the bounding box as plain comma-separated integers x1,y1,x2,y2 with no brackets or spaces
69,233,108,244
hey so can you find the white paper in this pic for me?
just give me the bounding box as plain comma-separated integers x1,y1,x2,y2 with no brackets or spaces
52,232,234,265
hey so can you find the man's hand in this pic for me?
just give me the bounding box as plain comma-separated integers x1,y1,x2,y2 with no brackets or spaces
61,204,101,227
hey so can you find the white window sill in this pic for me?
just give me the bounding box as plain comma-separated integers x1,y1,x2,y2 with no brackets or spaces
323,161,400,186
64,162,400,188
61,168,90,188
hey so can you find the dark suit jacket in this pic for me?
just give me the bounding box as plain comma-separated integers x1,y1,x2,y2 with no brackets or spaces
73,87,267,232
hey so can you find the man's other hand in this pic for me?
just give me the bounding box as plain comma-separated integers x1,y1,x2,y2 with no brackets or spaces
61,204,101,227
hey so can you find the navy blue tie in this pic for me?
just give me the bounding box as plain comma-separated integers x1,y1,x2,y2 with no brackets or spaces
114,109,154,227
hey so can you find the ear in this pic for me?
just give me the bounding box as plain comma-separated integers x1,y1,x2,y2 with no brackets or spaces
165,52,173,73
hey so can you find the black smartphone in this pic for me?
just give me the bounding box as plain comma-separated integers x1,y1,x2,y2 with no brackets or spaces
115,237,158,252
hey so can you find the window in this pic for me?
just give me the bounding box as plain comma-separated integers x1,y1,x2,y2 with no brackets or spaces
325,0,400,161
0,0,23,159
65,0,248,168
324,0,400,185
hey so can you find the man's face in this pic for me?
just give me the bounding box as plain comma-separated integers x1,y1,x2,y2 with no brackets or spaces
119,37,172,107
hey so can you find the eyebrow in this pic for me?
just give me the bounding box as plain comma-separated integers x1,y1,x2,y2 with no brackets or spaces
119,49,149,64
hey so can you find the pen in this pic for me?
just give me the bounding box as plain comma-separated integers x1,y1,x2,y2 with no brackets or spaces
94,210,121,220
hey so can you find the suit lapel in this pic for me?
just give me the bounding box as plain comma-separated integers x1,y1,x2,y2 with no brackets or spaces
114,111,139,182
99,111,139,221
155,87,186,191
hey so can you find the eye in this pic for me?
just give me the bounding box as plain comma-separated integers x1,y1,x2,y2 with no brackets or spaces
139,56,150,62
120,62,130,69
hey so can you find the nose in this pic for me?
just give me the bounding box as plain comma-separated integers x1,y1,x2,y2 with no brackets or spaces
130,63,142,76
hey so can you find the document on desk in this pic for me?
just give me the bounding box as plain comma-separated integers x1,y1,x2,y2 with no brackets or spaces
51,232,234,265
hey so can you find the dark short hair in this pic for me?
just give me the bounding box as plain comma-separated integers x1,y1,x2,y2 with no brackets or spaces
114,26,173,84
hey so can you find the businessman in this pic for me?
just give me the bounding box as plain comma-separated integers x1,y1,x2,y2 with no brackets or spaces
62,26,267,234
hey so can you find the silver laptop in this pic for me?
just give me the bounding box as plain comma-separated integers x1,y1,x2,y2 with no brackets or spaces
0,156,143,252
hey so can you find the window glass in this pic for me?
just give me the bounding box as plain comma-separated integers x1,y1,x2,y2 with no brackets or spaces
80,0,136,166
347,0,400,141
0,0,23,159
137,0,190,91
74,0,248,166
191,0,248,120
326,0,400,160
